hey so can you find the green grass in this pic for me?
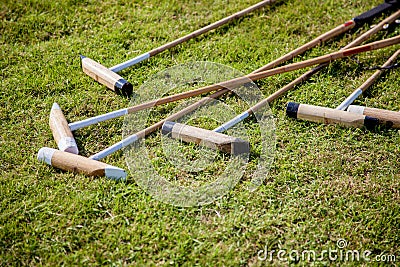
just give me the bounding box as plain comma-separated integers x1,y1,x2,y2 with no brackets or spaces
1,0,400,265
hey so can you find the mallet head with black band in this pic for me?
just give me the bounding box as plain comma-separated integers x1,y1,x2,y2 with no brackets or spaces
286,102,380,129
347,105,400,128
161,121,250,155
80,55,133,97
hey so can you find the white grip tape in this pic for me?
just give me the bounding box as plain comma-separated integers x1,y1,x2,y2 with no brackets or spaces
214,112,249,133
110,53,151,73
336,89,363,111
90,134,139,160
69,108,128,131
347,105,365,115
105,166,127,180
37,147,56,165
58,137,78,153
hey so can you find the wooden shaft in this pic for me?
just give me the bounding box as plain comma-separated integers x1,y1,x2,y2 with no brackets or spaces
249,12,400,114
49,103,79,154
286,102,379,129
358,48,400,93
37,147,126,180
344,9,400,50
337,48,400,110
82,1,274,91
347,105,400,128
81,56,133,96
162,121,250,155
148,0,275,56
250,35,400,81
252,21,356,73
122,35,400,119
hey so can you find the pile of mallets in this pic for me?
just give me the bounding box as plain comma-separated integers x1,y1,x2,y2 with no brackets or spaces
38,0,400,180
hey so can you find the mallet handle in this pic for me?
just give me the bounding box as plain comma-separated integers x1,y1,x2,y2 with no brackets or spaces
347,105,400,128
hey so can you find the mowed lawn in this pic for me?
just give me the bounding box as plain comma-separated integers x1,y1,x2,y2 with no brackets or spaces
1,0,399,265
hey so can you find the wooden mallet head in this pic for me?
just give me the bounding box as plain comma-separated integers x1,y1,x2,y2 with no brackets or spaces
161,121,250,155
80,55,133,97
347,105,400,128
49,103,79,154
37,147,127,180
286,102,380,129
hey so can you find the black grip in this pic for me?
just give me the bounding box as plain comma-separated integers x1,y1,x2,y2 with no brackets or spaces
353,0,399,25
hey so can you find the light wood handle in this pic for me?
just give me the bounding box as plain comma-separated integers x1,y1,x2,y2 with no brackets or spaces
81,56,133,96
252,21,356,73
49,103,79,154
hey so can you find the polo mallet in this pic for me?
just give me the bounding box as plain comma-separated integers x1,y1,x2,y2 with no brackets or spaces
89,36,400,161
41,37,399,177
51,4,398,154
160,36,400,152
80,0,276,96
286,48,400,128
